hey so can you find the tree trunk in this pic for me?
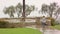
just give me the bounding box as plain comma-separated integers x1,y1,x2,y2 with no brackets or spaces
21,0,25,27
18,13,20,18
50,11,53,26
22,0,25,21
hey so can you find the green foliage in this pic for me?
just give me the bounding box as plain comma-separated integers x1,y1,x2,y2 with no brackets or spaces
51,18,59,26
0,21,9,28
25,5,35,16
47,17,57,26
51,18,55,26
15,3,23,17
3,3,35,18
3,6,15,18
41,2,60,18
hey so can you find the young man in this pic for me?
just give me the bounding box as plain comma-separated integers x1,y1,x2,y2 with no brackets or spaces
41,16,47,27
41,16,47,34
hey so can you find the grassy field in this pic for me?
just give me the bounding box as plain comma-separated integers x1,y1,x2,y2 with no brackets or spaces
0,28,42,34
51,25,60,30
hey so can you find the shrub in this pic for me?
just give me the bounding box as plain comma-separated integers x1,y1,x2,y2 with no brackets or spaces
9,23,24,28
50,18,56,26
47,17,56,26
51,18,55,26
0,21,9,28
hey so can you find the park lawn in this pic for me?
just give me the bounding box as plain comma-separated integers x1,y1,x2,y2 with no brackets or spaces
0,28,42,34
51,25,60,30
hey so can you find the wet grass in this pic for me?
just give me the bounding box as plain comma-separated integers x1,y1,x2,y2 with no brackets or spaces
0,28,42,34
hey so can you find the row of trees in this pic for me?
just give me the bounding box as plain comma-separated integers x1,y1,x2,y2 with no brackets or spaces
3,3,35,18
40,2,60,19
3,2,60,19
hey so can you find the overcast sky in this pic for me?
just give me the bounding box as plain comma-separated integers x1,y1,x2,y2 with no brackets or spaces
0,0,60,18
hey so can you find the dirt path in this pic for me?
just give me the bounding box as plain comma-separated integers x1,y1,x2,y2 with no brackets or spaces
25,26,60,34
40,28,60,34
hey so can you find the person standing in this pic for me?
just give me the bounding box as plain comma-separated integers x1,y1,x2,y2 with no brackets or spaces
41,16,47,34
